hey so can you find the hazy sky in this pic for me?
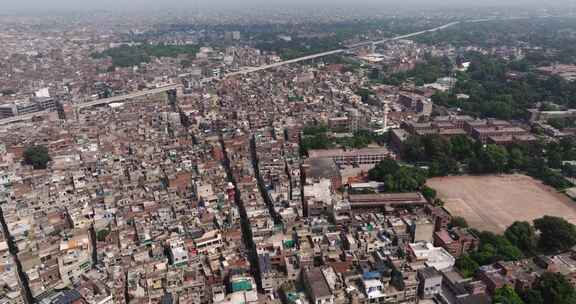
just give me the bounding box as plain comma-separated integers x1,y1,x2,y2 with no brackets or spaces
0,0,572,11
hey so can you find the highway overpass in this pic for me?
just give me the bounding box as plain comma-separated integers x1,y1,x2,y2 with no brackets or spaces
225,49,346,77
0,84,183,125
74,84,183,109
0,21,464,125
0,17,513,125
0,112,49,125
225,21,465,76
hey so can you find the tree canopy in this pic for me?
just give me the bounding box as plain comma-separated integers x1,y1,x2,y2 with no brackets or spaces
368,159,427,193
494,286,525,304
402,134,572,190
470,144,509,174
534,216,576,253
526,272,576,304
470,231,523,265
455,254,479,278
450,217,469,229
505,221,538,254
23,145,51,170
96,229,110,242
421,185,437,202
299,124,382,155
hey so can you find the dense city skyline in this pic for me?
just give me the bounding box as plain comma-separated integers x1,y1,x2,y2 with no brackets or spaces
0,0,572,12
4,3,576,304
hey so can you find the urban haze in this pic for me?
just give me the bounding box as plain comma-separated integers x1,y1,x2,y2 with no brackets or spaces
3,1,576,304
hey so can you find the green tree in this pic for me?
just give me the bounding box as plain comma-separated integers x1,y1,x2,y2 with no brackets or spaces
481,145,510,173
450,216,469,228
23,145,51,170
302,123,329,136
368,158,400,181
534,216,576,253
471,231,523,264
300,133,333,156
548,150,563,169
537,272,576,304
455,255,479,278
421,186,437,202
450,135,476,161
422,135,451,161
470,144,505,174
562,163,576,178
403,136,426,162
508,148,529,171
494,286,524,304
471,243,499,265
505,221,538,253
521,289,544,304
386,167,422,192
402,134,461,177
368,159,427,193
96,229,110,242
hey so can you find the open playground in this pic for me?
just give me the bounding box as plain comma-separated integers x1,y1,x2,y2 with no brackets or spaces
427,174,576,233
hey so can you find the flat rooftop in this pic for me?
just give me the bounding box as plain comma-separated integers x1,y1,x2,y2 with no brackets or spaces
348,192,427,207
308,147,391,158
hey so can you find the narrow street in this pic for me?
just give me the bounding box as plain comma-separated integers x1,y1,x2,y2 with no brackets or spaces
218,134,263,292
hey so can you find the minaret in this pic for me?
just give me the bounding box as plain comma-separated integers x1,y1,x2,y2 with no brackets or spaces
383,99,389,130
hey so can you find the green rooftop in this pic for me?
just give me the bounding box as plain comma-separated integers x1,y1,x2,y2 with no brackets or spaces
231,280,252,292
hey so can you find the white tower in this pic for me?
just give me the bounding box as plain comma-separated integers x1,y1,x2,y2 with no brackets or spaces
383,99,389,130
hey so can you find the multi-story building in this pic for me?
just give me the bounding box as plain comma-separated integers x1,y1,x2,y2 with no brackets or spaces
303,268,335,304
308,148,395,166
417,267,443,299
433,228,479,258
57,233,93,286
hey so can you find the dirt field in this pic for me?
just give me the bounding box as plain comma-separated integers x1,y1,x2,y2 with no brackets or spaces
427,174,576,233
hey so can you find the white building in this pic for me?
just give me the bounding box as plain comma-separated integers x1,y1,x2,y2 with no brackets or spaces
167,238,189,267
408,242,455,271
363,278,385,300
418,267,443,299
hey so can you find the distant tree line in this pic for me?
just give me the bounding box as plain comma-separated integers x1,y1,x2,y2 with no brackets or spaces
454,216,576,304
402,134,572,190
492,273,576,304
430,50,576,120
415,17,576,66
